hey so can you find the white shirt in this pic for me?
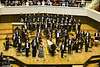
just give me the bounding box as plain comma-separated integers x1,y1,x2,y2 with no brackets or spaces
13,36,15,40
19,39,20,43
39,29,41,33
26,43,29,48
37,38,39,42
62,45,64,50
96,33,98,36
57,33,59,37
25,25,27,29
87,33,89,36
69,40,71,44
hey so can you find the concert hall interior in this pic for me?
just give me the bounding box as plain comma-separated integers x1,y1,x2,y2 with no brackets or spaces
0,0,100,67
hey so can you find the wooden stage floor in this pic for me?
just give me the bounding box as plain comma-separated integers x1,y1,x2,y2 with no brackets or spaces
0,23,100,65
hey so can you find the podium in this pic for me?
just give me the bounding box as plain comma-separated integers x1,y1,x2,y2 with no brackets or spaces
12,23,24,34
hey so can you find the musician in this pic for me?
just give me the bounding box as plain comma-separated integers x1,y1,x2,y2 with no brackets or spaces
32,18,35,31
50,15,53,22
5,35,9,50
37,12,40,20
64,19,68,30
41,14,45,21
80,35,84,49
94,31,99,40
64,30,69,41
81,29,85,37
17,36,22,52
24,18,28,25
57,14,60,21
37,18,40,31
75,39,79,52
12,34,16,47
37,27,42,34
60,20,64,29
55,23,59,29
60,42,66,58
54,15,57,22
32,13,36,21
65,14,69,22
36,36,40,49
25,40,30,57
51,42,56,56
48,18,51,28
32,42,36,57
36,32,41,37
77,20,81,31
85,37,90,52
22,28,26,40
31,37,36,44
15,30,19,37
75,29,80,39
28,14,32,20
61,14,65,22
71,15,74,24
86,31,90,38
20,13,23,21
24,14,28,21
46,27,50,36
68,20,72,32
46,14,49,21
56,30,60,46
72,36,76,50
45,20,48,30
52,19,55,30
73,19,76,31
25,36,29,43
23,23,27,31
68,38,72,54
41,19,44,30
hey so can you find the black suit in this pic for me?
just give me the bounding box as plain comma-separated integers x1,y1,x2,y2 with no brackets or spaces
60,44,65,58
17,38,22,52
51,44,56,56
94,33,99,40
68,40,72,54
76,30,80,39
85,39,90,52
25,42,30,57
77,22,81,31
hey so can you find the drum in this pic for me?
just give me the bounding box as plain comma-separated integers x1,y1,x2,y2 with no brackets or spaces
94,40,99,45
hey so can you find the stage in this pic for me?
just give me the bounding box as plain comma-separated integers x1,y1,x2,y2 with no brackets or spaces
0,23,100,67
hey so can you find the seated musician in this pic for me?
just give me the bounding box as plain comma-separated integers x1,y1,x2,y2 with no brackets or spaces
48,32,52,41
81,29,85,37
51,42,56,56
75,29,80,39
86,31,90,38
94,31,99,46
15,30,19,37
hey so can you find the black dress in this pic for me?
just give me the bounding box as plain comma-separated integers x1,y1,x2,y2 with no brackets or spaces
32,45,36,57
